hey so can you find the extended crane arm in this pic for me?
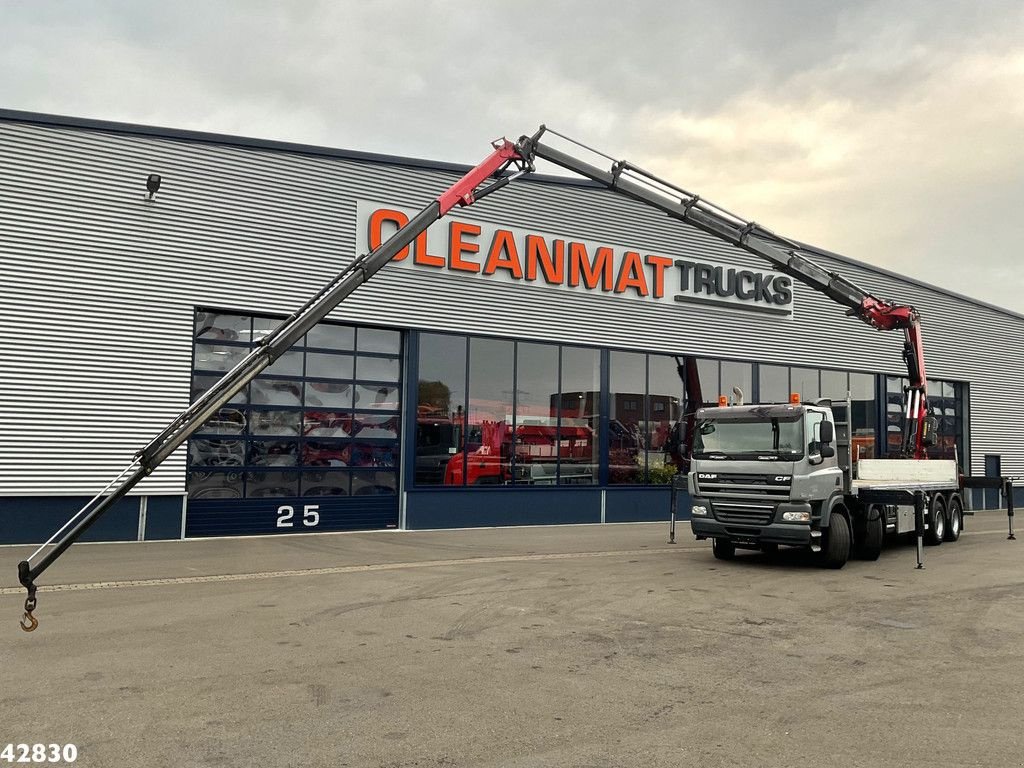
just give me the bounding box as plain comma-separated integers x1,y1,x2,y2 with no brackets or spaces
16,139,531,631
513,126,931,459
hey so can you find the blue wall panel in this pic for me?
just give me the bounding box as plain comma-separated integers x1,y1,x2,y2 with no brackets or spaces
406,488,601,529
605,487,680,523
0,496,139,545
185,495,399,537
145,495,184,540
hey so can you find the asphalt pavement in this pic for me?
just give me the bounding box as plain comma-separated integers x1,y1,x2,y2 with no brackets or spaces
2,513,1022,768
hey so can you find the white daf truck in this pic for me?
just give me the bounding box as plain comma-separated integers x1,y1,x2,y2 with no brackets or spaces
687,397,969,568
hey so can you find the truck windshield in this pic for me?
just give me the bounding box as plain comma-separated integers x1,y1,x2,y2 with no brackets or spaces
693,417,803,459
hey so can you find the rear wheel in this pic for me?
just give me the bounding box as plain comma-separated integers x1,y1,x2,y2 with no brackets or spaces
945,495,963,542
822,512,851,569
712,537,735,561
925,494,946,546
854,506,884,561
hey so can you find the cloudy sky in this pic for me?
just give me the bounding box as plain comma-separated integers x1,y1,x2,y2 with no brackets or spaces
3,0,1023,312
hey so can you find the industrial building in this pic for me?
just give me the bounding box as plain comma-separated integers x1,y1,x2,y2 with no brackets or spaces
1,109,1020,544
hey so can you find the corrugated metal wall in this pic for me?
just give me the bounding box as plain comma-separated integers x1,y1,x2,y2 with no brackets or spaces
2,115,1022,496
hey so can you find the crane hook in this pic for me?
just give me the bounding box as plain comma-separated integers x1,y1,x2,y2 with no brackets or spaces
20,596,38,632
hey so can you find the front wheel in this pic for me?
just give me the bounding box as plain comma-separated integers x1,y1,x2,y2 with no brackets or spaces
712,537,735,561
821,513,850,569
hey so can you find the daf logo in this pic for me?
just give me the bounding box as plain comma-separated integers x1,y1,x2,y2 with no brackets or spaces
697,473,718,479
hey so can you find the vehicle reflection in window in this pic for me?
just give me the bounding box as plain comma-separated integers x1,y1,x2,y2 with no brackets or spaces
250,409,301,437
351,470,397,495
246,470,299,498
303,470,350,496
303,410,352,438
189,439,244,467
303,440,351,467
252,379,303,407
194,312,250,343
196,408,246,436
355,384,400,410
249,440,298,467
194,343,247,373
306,380,352,409
192,374,247,405
306,353,354,380
188,471,244,500
354,414,399,439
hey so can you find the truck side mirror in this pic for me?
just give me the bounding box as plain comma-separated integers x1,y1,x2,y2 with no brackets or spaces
820,420,835,444
821,444,836,459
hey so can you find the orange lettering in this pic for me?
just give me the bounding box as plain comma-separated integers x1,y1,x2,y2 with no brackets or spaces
369,208,410,261
645,255,673,298
525,236,564,285
414,230,446,268
615,251,649,296
449,221,482,273
483,230,524,278
568,243,613,291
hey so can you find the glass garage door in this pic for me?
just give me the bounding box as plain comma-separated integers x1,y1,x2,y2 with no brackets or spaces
185,310,401,537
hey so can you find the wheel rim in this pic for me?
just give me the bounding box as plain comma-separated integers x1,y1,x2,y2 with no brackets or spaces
950,506,961,536
934,506,945,539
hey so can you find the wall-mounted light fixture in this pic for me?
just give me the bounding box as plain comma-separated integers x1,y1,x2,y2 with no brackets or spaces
146,174,162,200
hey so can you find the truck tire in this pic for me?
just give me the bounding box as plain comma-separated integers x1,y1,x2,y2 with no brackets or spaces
712,537,735,561
821,512,850,569
853,506,884,561
944,494,963,542
925,494,946,546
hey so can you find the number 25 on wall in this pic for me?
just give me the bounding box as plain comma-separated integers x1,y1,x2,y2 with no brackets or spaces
276,504,320,528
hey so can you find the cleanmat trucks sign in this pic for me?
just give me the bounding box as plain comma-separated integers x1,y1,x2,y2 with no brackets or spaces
357,201,794,316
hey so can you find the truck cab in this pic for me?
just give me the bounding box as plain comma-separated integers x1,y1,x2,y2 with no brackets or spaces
688,400,847,559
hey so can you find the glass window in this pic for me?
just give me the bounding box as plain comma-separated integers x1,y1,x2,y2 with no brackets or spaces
720,361,752,406
191,374,248,405
821,370,849,402
512,343,560,485
306,353,354,380
885,376,906,456
194,343,248,373
696,359,719,407
246,470,299,498
188,470,244,500
263,350,303,378
759,365,789,404
647,355,683,484
558,346,599,485
351,471,398,496
791,367,819,401
609,350,646,485
355,414,399,440
195,312,250,343
196,407,247,436
249,439,299,467
304,410,354,438
304,380,352,409
416,334,467,486
355,383,400,411
356,356,401,382
250,409,301,437
252,379,303,407
464,338,514,485
358,328,401,354
303,470,349,496
306,324,355,351
850,372,877,461
189,438,244,467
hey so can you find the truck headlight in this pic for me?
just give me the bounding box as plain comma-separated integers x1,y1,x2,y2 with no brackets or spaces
691,504,708,516
782,510,811,522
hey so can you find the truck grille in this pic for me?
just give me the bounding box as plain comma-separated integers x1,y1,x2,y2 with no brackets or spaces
712,501,776,526
694,473,791,501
